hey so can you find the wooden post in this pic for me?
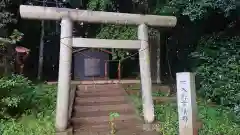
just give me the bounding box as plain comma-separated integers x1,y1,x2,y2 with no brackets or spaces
118,61,121,80
104,61,108,79
156,33,161,84
176,72,197,135
138,24,154,123
55,17,73,131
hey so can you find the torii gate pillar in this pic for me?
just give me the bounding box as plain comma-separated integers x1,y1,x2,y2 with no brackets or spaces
138,24,154,122
19,5,177,132
56,17,73,131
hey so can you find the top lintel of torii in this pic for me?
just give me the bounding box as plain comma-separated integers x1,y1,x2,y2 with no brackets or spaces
19,5,177,27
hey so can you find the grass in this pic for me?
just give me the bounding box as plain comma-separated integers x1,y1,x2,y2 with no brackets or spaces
0,113,55,135
152,91,168,97
0,84,56,135
124,83,170,97
130,94,240,135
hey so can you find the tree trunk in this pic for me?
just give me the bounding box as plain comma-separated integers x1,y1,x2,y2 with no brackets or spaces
37,20,44,80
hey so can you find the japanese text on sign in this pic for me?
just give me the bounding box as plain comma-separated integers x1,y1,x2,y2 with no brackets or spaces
179,81,189,126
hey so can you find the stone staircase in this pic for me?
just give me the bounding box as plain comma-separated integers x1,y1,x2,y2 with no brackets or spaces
70,84,159,135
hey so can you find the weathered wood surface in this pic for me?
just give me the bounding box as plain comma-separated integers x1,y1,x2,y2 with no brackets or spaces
19,5,177,27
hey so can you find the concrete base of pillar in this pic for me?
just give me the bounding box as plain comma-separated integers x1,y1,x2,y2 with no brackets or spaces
142,121,161,132
56,127,73,135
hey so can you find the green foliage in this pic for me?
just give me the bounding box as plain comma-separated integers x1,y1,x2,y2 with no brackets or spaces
152,91,168,97
94,24,159,60
130,93,240,135
0,74,35,118
198,102,240,135
191,36,240,111
97,25,137,59
109,112,120,121
155,102,240,135
0,0,23,48
109,112,120,134
0,84,56,135
0,0,16,28
0,0,22,28
0,29,24,47
155,103,178,135
0,113,55,135
0,74,56,134
97,25,137,40
0,74,56,120
9,29,24,43
31,84,57,112
160,0,238,20
87,0,113,10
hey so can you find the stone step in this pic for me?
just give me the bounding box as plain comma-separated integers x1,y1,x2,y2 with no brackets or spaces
76,90,125,98
122,84,171,93
74,100,129,106
71,114,139,125
73,128,159,135
77,84,121,92
72,109,136,117
71,84,162,135
74,96,127,104
73,119,141,128
73,104,133,113
73,121,144,133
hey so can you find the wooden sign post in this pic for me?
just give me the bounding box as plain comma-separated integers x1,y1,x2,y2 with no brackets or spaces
176,72,198,135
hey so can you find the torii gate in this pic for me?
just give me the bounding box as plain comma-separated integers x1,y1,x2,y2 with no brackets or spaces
19,5,177,132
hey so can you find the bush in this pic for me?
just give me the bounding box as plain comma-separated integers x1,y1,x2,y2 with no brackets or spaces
31,84,57,113
191,35,240,119
0,84,57,135
0,76,57,135
0,74,35,118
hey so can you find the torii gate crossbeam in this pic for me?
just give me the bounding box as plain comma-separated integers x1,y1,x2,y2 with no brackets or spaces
19,5,176,27
19,5,177,132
